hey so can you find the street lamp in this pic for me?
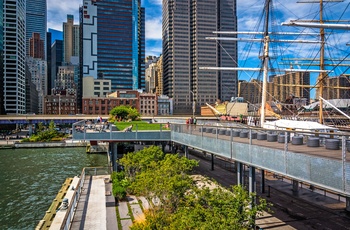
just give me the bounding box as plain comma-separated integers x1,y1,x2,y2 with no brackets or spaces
190,90,195,118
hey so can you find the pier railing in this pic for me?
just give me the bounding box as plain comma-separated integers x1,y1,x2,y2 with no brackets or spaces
60,167,111,230
172,123,350,196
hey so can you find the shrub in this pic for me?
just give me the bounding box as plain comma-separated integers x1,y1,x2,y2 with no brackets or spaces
112,183,127,201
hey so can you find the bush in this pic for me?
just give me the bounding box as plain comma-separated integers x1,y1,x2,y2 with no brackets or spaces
112,183,127,201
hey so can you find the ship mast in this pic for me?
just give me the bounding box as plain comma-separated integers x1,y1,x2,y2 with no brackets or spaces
260,0,271,127
319,0,325,124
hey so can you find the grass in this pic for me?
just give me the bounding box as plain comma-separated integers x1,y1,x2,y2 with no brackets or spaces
114,121,170,131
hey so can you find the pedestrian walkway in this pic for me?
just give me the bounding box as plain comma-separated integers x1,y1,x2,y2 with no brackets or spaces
70,175,117,230
69,156,349,230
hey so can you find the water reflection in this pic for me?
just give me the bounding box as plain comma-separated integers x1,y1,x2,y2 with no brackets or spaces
0,147,108,229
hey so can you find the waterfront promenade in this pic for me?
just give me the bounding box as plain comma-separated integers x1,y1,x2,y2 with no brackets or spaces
60,152,349,230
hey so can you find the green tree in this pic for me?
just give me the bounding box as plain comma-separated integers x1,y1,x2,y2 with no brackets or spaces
109,105,140,121
119,145,165,180
130,154,198,212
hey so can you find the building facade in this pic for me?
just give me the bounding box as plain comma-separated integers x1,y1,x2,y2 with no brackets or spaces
162,0,238,114
29,32,45,60
238,80,263,104
63,15,79,64
158,95,172,115
83,76,111,98
25,66,39,115
26,57,47,114
271,71,310,103
82,90,140,115
0,0,4,114
3,0,26,114
83,0,145,91
81,0,97,79
51,40,63,91
26,0,47,59
44,93,77,115
139,93,157,116
323,76,350,100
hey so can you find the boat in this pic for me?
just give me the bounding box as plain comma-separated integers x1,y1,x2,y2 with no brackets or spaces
202,0,350,132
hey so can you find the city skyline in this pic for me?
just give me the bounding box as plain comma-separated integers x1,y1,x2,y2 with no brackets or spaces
47,0,350,62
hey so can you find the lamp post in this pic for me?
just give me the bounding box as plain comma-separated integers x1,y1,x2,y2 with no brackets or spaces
190,90,195,118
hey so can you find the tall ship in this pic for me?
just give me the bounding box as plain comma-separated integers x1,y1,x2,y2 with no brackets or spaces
203,0,350,131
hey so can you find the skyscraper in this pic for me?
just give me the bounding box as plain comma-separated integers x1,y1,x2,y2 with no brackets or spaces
81,0,145,92
29,32,45,59
3,0,26,114
26,0,47,59
81,0,97,79
162,0,238,114
63,15,79,64
0,0,4,114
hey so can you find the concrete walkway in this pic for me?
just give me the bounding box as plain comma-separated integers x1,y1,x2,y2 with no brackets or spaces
70,175,117,230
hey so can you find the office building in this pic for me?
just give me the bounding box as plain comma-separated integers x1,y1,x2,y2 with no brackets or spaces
81,0,97,79
323,76,350,100
26,0,47,58
83,76,111,98
162,0,238,114
63,15,79,63
47,32,52,95
158,95,172,115
25,66,39,114
81,0,145,92
48,28,63,44
271,71,310,103
51,40,63,91
44,93,77,115
3,0,26,114
26,57,47,114
238,80,263,104
29,32,45,59
0,0,4,114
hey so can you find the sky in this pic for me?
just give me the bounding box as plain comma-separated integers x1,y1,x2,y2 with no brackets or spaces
47,0,350,92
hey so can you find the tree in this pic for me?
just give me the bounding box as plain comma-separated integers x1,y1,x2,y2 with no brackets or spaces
120,146,268,229
119,145,165,180
109,105,140,121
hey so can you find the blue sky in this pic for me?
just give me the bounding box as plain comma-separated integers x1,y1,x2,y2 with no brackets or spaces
47,0,350,96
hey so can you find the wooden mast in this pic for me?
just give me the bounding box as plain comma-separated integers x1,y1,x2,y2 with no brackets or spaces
319,0,325,124
260,0,271,127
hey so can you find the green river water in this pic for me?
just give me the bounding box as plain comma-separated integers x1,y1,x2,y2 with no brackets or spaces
0,147,108,230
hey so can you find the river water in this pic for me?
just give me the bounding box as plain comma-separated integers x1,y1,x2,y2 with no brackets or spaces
0,147,108,230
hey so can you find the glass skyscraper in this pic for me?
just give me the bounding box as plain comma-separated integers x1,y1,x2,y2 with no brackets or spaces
0,0,4,114
95,0,145,91
3,0,26,114
26,0,47,59
162,0,238,114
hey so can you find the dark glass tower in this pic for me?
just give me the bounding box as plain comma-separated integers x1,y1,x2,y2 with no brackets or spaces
0,0,4,114
163,0,238,114
26,0,47,59
96,0,145,91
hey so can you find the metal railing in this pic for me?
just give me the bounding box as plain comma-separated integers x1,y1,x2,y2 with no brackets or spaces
171,123,350,196
60,167,111,230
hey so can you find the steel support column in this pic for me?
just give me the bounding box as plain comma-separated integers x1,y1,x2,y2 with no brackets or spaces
346,197,350,212
292,179,299,196
237,162,243,186
261,169,265,193
184,146,189,158
249,166,256,195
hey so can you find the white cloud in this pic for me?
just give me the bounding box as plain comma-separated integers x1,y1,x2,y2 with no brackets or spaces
47,0,80,30
146,18,162,40
147,0,162,6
